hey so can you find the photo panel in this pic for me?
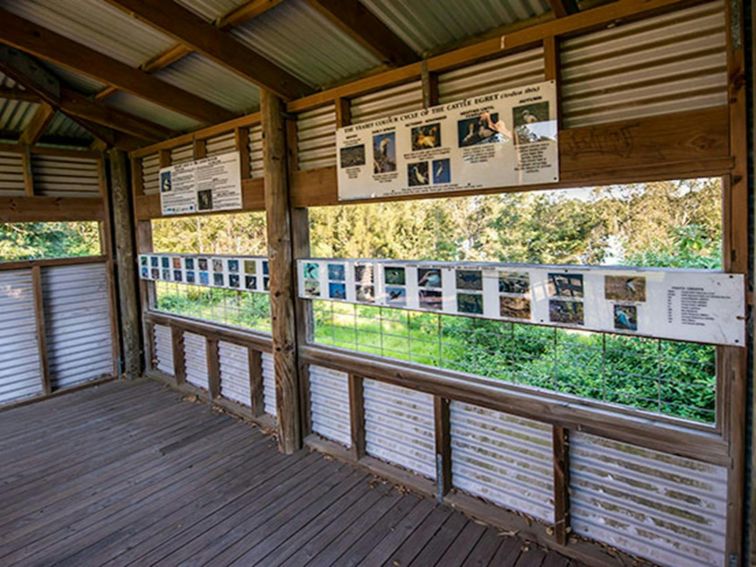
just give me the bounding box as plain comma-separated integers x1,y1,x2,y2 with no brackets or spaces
373,132,397,174
498,271,530,295
356,285,375,303
613,304,638,331
386,286,406,306
499,296,531,320
419,289,443,310
244,260,257,275
384,266,406,286
418,268,442,288
329,282,347,300
304,279,320,297
457,292,483,315
548,273,584,298
456,269,482,291
328,263,345,281
605,275,646,303
549,299,584,326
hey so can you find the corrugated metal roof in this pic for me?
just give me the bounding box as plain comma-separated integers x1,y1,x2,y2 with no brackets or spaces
0,99,38,137
175,0,249,22
359,0,551,55
0,71,22,90
43,63,106,95
44,112,93,142
155,53,260,113
231,0,382,89
0,0,176,68
105,92,202,132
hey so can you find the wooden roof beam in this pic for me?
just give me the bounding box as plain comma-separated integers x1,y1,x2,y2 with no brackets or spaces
548,0,580,18
0,86,38,102
303,0,417,66
104,0,312,100
0,8,234,124
20,102,55,145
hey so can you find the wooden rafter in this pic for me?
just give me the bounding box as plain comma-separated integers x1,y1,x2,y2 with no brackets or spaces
95,0,283,102
0,86,38,102
0,47,164,147
104,0,312,100
304,0,417,66
20,102,55,145
0,8,234,124
548,0,580,18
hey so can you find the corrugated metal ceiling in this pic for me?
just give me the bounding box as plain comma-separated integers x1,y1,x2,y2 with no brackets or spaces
45,112,94,142
231,0,382,89
0,100,38,139
360,0,551,55
155,53,260,113
105,92,203,132
175,0,249,22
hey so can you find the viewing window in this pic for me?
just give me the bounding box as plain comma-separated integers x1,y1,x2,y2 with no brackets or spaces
0,221,102,261
151,213,271,334
309,179,723,424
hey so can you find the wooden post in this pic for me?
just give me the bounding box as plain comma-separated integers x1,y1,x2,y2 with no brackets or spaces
108,148,141,379
262,89,301,454
434,396,451,502
553,425,571,545
31,265,51,395
249,348,264,417
207,337,220,400
21,145,34,196
171,326,186,385
348,373,365,460
420,60,439,109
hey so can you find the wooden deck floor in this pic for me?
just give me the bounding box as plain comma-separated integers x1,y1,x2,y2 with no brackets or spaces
0,380,582,567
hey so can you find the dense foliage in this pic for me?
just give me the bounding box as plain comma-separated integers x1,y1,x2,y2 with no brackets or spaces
0,222,101,260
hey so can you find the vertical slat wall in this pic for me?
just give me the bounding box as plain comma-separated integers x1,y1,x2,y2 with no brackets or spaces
570,432,727,567
309,365,351,447
141,153,160,195
0,151,25,197
218,340,251,406
0,270,43,404
41,264,114,390
296,104,337,171
153,324,174,376
249,124,264,179
32,154,101,198
437,46,545,103
560,1,727,127
364,379,436,479
184,332,209,390
262,352,277,417
450,402,554,523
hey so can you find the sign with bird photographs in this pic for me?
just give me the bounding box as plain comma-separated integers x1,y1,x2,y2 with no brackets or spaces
297,259,746,347
159,151,242,215
138,254,269,293
336,81,558,200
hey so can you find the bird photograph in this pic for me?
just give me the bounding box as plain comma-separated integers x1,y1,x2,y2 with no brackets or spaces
412,123,441,150
372,132,397,173
614,305,638,331
407,161,429,186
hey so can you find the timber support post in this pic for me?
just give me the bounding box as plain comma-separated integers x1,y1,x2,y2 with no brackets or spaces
262,89,302,454
108,148,141,379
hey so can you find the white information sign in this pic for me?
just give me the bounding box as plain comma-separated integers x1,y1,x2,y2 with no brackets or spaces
159,151,242,215
298,259,746,347
336,81,558,201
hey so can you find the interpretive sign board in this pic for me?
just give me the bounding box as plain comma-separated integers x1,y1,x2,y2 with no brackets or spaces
159,151,242,215
336,81,558,200
297,259,745,347
139,254,269,293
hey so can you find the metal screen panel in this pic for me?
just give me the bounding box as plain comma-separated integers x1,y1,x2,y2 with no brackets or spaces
309,365,351,447
450,402,554,523
570,432,727,567
364,379,435,479
297,104,337,171
205,131,237,157
218,341,250,406
170,143,194,165
350,81,423,124
561,1,727,127
141,153,160,195
249,124,263,179
0,270,43,404
438,47,545,104
262,352,276,417
32,154,101,198
42,264,113,390
153,324,174,376
184,332,209,390
0,151,25,197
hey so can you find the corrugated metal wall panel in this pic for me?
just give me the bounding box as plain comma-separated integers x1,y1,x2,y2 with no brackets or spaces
561,1,727,127
309,365,351,447
364,379,435,479
171,143,194,165
205,131,237,157
350,81,423,124
32,154,101,198
218,341,250,406
153,324,174,376
141,153,160,195
570,432,727,567
42,264,113,390
0,270,43,405
450,402,554,523
184,332,209,390
0,151,26,197
438,47,545,103
249,124,264,179
297,104,337,171
262,352,276,417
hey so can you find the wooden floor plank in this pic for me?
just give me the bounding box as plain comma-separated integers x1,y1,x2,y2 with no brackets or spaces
0,380,582,567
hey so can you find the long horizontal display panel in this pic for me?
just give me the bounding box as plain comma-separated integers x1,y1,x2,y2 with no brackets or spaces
139,254,269,292
297,259,746,347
